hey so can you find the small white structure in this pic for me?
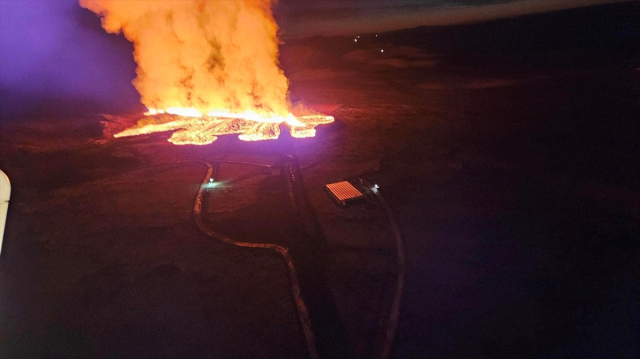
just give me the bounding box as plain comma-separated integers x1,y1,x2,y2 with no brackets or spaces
325,181,364,207
0,170,10,258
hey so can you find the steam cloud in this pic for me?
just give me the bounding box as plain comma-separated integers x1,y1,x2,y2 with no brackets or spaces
80,0,290,115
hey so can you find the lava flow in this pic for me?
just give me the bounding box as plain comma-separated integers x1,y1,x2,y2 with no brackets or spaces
114,109,334,145
81,0,333,145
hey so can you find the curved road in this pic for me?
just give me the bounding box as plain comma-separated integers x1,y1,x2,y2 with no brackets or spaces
366,180,406,359
144,160,404,359
191,161,319,359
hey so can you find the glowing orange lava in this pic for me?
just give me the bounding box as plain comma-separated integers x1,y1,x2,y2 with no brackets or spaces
81,0,333,145
114,109,334,145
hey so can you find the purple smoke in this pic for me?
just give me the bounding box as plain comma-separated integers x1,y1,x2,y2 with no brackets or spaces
0,0,139,118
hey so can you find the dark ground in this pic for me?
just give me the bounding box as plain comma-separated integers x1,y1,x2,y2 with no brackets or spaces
2,3,640,358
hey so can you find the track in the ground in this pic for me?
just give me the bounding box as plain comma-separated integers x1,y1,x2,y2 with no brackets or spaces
359,178,406,359
132,157,404,359
191,160,319,359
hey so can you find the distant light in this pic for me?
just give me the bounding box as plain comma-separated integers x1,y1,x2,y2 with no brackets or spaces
205,181,222,189
374,184,380,189
381,49,384,53
375,34,378,37
202,179,225,190
357,35,361,38
354,39,358,42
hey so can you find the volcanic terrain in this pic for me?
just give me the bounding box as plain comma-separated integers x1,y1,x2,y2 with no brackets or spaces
1,3,640,358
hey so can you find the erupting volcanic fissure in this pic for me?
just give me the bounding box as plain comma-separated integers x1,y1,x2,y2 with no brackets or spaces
81,0,333,144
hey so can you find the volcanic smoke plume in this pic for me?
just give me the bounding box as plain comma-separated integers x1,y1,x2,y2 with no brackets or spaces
81,0,333,144
80,0,289,116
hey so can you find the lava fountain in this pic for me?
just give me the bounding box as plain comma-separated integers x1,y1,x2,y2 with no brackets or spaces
81,0,333,145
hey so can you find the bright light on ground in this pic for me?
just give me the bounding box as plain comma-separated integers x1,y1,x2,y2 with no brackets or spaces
202,181,224,189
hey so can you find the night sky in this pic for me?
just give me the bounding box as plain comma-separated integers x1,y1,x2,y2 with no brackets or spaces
0,0,628,116
276,0,626,37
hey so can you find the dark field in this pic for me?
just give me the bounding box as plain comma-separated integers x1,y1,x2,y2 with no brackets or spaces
2,4,640,358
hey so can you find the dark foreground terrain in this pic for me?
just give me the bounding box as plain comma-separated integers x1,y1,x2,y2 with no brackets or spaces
2,3,640,358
